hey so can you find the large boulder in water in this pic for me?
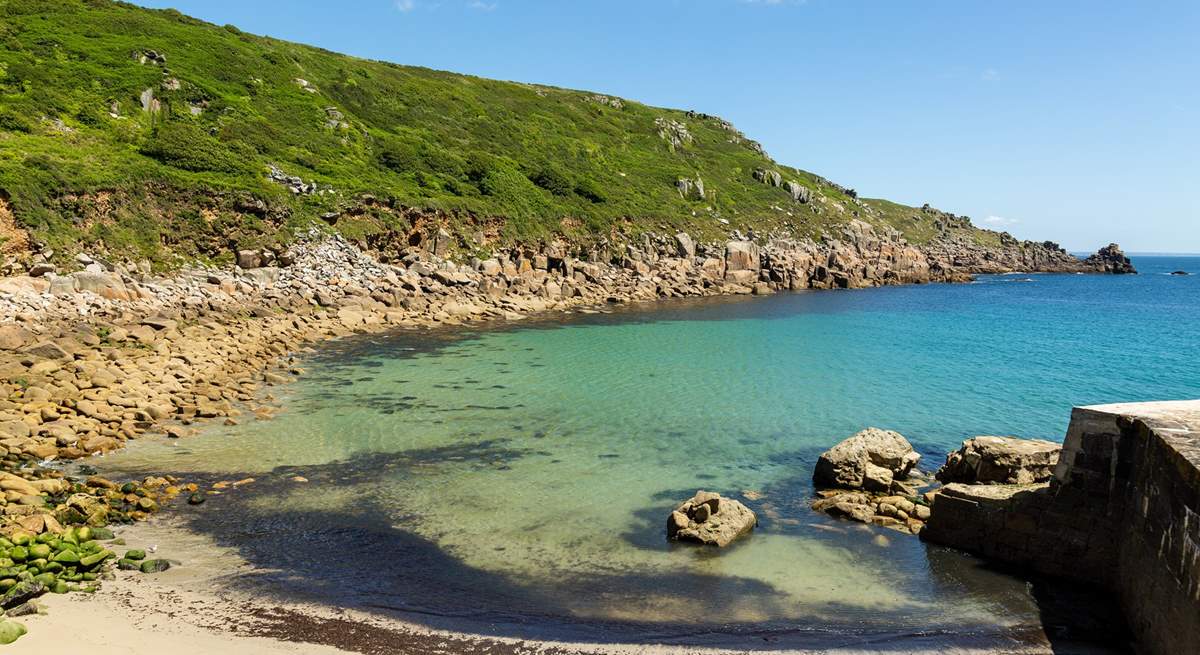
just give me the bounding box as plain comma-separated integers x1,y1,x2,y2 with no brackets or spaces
667,491,757,547
936,436,1061,485
813,428,921,491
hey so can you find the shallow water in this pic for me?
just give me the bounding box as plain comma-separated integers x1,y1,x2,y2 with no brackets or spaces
99,256,1199,650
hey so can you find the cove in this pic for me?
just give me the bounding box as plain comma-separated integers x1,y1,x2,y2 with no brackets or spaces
96,256,1200,650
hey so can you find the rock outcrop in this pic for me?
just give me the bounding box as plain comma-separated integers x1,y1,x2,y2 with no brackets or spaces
813,428,922,492
675,176,705,200
667,491,756,547
1084,243,1136,274
936,436,1061,485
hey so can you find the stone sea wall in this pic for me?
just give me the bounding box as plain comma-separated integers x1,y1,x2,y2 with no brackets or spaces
922,400,1200,655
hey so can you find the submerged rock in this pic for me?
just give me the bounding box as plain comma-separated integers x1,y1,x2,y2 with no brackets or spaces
813,428,921,491
667,490,756,547
937,436,1061,485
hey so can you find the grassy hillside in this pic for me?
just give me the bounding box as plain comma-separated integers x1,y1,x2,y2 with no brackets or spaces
0,0,993,266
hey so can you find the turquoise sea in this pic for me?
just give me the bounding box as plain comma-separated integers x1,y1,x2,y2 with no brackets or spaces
100,256,1200,651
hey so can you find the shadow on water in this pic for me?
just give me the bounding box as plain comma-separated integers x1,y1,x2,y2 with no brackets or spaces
133,441,1129,652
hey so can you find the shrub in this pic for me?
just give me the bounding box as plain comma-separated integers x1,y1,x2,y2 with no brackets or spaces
528,166,572,196
379,143,420,173
140,121,245,173
421,144,467,178
0,108,34,133
574,178,607,203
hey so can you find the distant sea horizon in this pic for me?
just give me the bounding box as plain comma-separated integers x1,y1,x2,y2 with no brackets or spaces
1071,250,1200,257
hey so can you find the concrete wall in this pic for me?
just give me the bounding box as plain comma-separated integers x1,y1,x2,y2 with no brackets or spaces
922,400,1200,655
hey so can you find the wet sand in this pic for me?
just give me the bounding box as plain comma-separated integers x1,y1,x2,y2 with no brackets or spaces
8,516,1076,655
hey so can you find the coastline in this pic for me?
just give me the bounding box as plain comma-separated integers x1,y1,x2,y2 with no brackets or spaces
0,227,1136,652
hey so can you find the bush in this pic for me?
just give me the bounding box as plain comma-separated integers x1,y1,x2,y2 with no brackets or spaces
140,121,245,173
379,143,420,173
479,161,529,197
421,144,467,178
0,108,34,133
528,166,572,196
474,157,547,218
574,178,607,203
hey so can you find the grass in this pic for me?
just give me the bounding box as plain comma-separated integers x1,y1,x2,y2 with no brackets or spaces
0,0,1003,265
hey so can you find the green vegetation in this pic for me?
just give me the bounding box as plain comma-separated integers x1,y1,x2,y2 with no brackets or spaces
0,0,998,265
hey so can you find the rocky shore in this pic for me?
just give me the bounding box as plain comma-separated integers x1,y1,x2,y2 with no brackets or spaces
0,223,1134,468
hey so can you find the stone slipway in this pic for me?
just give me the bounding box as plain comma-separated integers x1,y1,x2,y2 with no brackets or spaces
923,399,1200,655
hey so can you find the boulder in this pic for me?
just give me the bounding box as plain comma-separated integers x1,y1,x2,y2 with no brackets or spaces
62,493,108,526
71,271,129,299
813,428,921,490
674,232,696,258
0,473,39,497
936,436,1061,485
0,325,33,351
478,259,502,276
667,490,756,547
22,341,70,360
784,181,810,203
725,241,760,272
753,168,782,187
676,177,705,201
236,249,263,269
811,491,875,523
0,581,44,610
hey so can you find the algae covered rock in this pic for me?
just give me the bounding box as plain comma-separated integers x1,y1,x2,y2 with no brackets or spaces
0,619,26,645
667,491,757,547
139,559,171,574
0,581,44,610
813,428,921,490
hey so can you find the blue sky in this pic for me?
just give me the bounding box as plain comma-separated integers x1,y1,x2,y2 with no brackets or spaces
132,0,1198,252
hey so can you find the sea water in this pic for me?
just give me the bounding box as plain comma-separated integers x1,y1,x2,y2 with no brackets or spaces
99,256,1200,649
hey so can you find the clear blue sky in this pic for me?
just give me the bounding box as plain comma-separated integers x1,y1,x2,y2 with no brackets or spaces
133,0,1199,253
